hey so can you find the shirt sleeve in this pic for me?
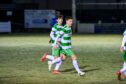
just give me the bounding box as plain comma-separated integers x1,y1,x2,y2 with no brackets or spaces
121,35,126,47
54,28,65,44
50,26,57,40
50,31,55,40
59,28,65,35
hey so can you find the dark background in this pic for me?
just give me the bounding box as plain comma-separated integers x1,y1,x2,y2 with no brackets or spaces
0,0,126,33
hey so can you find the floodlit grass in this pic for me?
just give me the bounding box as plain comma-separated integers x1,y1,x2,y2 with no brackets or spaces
0,33,126,84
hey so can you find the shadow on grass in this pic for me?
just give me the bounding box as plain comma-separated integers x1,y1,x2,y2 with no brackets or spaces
60,65,89,72
60,65,100,73
71,68,100,74
87,79,126,84
83,68,100,72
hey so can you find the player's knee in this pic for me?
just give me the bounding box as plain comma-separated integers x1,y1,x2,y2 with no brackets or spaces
71,54,77,60
62,57,66,61
60,55,66,61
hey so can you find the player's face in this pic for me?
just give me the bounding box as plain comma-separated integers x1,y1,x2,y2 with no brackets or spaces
66,19,73,27
57,18,63,25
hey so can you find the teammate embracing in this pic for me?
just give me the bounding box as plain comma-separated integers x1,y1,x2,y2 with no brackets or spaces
52,17,85,76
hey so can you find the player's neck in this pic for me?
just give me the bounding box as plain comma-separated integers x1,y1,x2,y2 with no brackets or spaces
66,24,71,28
57,23,62,25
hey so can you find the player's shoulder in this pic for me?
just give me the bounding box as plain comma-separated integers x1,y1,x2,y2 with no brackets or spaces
63,25,71,31
62,25,68,29
52,23,58,28
57,25,63,29
60,25,68,33
51,24,58,31
123,30,126,35
63,25,67,28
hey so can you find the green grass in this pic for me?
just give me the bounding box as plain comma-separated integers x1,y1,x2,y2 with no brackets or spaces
0,33,126,84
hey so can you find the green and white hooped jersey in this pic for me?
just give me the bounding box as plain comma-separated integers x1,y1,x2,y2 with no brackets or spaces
50,24,63,46
60,25,72,49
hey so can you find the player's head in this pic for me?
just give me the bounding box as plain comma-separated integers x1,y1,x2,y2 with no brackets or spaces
65,16,73,27
57,15,63,25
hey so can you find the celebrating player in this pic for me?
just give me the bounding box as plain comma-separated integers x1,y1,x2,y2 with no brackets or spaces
40,15,65,74
52,16,85,76
117,30,126,80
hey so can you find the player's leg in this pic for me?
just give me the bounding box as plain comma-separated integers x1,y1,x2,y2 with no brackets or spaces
40,48,60,71
51,47,67,65
40,47,61,62
120,62,126,73
122,62,126,79
47,55,54,61
122,51,126,79
40,53,54,62
50,48,62,65
60,49,66,61
40,47,62,72
53,61,62,74
54,61,62,70
48,47,62,71
64,49,85,76
53,49,66,74
117,51,126,80
51,57,62,64
71,54,85,76
48,60,52,71
123,51,126,72
40,53,54,71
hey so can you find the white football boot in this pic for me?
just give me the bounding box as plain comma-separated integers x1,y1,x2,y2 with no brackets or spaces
78,71,86,76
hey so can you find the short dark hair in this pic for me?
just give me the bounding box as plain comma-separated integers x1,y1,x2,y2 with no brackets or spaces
65,16,72,21
57,15,63,19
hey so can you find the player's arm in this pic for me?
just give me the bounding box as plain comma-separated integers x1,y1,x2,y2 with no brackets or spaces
120,35,126,52
49,26,56,43
53,29,64,48
49,31,55,43
53,34,61,48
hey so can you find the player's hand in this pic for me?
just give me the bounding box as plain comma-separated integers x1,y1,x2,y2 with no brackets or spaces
120,46,124,53
57,41,60,45
53,45,57,49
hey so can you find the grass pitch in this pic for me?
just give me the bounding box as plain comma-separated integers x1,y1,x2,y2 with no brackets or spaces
0,33,126,84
